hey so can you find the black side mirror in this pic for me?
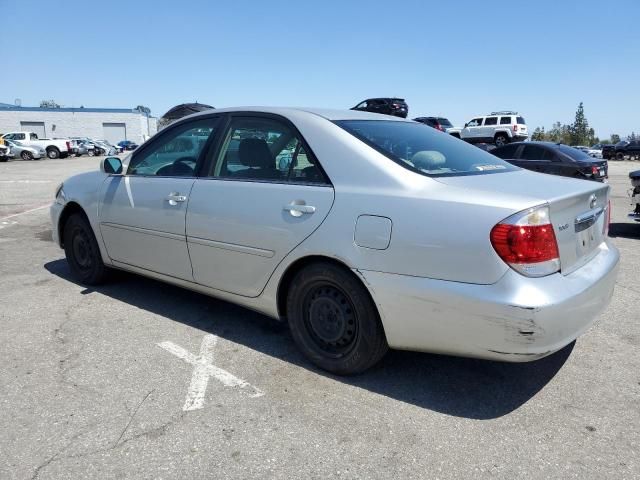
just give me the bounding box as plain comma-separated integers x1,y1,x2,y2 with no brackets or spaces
464,123,469,128
102,156,123,175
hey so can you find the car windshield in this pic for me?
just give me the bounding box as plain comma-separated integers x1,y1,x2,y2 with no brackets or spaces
557,144,593,161
335,120,517,177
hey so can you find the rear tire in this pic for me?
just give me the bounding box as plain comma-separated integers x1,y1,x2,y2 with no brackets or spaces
21,151,33,161
616,152,624,160
63,213,108,285
494,133,509,147
88,149,95,157
286,262,388,375
47,147,60,159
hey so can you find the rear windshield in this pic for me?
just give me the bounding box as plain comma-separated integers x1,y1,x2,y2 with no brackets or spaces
437,118,453,127
517,116,526,125
335,120,517,177
557,144,593,161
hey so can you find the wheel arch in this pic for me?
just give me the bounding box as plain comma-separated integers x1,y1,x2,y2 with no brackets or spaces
58,201,89,247
276,255,384,326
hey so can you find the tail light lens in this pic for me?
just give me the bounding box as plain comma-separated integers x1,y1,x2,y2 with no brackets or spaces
490,205,560,277
591,165,599,175
513,125,518,132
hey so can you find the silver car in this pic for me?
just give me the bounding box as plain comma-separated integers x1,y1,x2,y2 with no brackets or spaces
50,108,619,374
5,139,46,160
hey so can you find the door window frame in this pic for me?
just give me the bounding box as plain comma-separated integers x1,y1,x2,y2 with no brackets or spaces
125,114,224,178
200,112,332,187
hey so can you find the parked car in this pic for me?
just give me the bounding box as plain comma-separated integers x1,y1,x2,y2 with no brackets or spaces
629,169,640,221
117,140,139,151
1,132,71,159
612,140,640,160
492,142,608,182
586,144,604,158
4,139,46,160
451,111,528,146
351,98,408,118
94,140,118,156
51,107,618,374
413,117,455,132
0,143,9,162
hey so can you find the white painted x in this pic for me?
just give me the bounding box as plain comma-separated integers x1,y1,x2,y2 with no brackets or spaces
158,334,264,411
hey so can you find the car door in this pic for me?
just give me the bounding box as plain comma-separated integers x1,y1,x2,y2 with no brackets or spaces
463,118,484,141
186,114,334,297
480,116,498,141
513,145,552,174
98,116,220,280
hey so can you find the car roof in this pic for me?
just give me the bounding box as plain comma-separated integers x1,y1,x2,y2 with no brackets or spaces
181,107,410,122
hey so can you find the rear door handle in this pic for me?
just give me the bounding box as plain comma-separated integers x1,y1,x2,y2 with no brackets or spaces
283,202,316,217
166,192,187,206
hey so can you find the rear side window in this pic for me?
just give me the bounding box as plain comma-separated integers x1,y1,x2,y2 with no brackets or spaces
517,116,526,125
492,144,519,159
556,144,592,161
335,120,517,177
499,117,511,125
521,145,551,160
484,117,498,126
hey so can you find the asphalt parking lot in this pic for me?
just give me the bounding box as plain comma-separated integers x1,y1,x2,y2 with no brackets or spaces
1,156,639,479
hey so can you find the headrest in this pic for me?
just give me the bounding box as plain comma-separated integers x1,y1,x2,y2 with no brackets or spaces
238,138,273,169
411,150,446,171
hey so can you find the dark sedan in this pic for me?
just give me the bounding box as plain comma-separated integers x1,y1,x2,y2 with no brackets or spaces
117,140,139,151
492,142,608,182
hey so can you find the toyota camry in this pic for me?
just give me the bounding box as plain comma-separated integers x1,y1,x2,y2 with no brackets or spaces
50,108,619,374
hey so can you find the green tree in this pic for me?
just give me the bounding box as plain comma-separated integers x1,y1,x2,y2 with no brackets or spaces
531,127,545,141
610,134,621,143
628,132,637,141
40,99,60,108
570,102,589,145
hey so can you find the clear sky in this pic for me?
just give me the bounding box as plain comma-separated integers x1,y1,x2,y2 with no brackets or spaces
1,0,638,139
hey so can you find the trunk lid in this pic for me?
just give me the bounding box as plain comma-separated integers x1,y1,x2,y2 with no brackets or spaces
434,170,610,275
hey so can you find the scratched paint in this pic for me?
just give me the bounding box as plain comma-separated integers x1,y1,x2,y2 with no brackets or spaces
158,334,263,411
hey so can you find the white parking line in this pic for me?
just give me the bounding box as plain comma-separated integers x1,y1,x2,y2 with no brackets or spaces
158,334,264,411
0,204,50,222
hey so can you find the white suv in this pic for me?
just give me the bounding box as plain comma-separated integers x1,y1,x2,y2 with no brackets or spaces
451,111,528,146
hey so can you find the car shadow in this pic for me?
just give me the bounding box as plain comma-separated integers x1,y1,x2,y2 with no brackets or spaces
45,259,573,420
609,222,640,240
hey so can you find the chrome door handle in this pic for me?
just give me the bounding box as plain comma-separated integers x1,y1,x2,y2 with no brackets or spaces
166,192,187,206
283,202,316,217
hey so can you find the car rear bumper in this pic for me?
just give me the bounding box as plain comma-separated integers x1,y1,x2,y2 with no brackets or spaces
359,241,619,362
512,134,529,141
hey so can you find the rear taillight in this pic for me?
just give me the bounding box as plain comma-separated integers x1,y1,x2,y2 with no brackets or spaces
66,141,71,151
591,165,599,175
436,124,444,131
513,125,518,132
490,205,560,277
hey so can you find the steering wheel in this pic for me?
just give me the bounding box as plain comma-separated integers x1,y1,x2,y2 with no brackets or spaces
156,157,196,176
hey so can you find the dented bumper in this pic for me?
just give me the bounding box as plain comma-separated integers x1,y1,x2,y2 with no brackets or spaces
359,241,619,362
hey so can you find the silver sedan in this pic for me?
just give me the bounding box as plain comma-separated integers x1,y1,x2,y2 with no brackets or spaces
5,140,46,160
50,108,619,374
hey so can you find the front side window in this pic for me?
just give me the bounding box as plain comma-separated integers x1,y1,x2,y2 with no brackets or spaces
499,116,512,125
127,118,218,176
213,117,325,183
467,118,483,127
484,117,498,126
30,133,39,140
336,120,517,177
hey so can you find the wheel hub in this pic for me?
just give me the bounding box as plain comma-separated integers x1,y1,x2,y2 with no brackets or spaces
305,286,357,353
72,233,91,269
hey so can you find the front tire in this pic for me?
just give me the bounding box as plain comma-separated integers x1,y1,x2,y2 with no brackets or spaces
63,213,108,285
88,149,95,157
21,151,33,161
286,262,388,375
494,133,509,147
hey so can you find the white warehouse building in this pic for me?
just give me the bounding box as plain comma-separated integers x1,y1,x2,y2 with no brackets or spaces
0,103,158,145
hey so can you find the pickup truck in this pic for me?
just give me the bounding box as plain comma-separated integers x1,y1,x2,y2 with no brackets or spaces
612,140,640,160
0,132,72,159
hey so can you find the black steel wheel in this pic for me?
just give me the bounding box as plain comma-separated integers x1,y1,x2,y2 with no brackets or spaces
286,262,388,375
63,213,108,285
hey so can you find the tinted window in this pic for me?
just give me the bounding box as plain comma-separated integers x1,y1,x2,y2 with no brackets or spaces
499,117,511,125
484,117,498,126
556,145,592,161
213,117,325,183
521,145,551,160
517,116,526,125
336,120,517,177
492,144,519,159
437,118,453,127
127,118,217,176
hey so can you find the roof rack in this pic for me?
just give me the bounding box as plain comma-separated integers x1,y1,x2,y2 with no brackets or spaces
489,110,518,115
